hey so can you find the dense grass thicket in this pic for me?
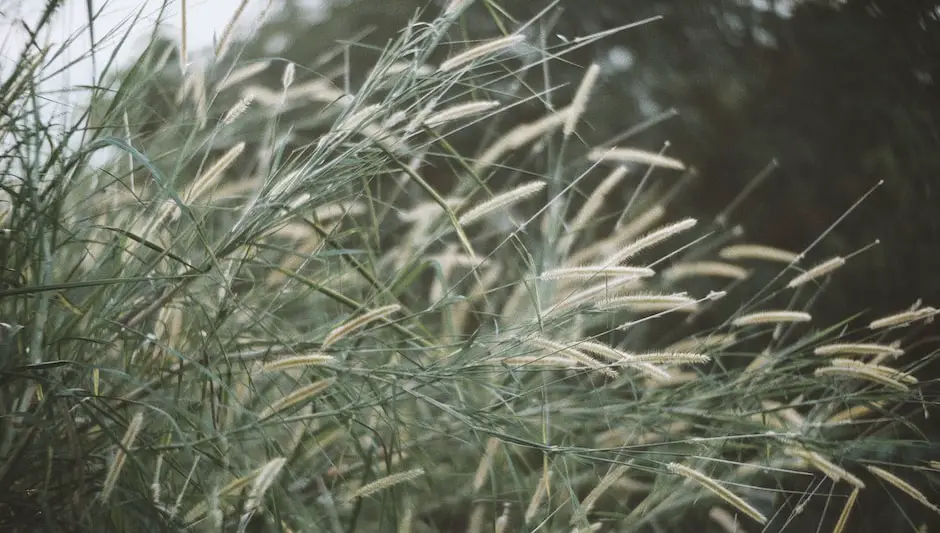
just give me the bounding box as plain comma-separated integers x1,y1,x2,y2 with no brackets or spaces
1,1,937,532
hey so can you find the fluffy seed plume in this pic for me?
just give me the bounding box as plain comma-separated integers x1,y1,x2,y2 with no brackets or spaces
344,468,426,502
631,352,711,365
425,100,500,127
814,364,909,392
458,181,545,227
869,307,939,329
525,470,554,525
822,402,883,426
588,146,686,170
564,63,602,137
828,358,917,384
526,336,617,378
100,412,145,501
473,105,571,173
832,487,860,533
322,304,401,348
260,378,335,419
732,310,811,327
573,462,631,524
719,244,799,264
663,261,749,282
566,166,628,241
258,354,335,372
595,292,699,313
472,438,501,493
787,256,845,288
438,34,525,72
667,463,767,524
221,95,254,125
814,343,904,358
575,341,671,380
865,465,940,514
217,60,271,91
784,447,866,489
539,266,654,281
607,218,698,265
280,61,295,91
499,355,580,370
244,458,287,514
666,334,737,353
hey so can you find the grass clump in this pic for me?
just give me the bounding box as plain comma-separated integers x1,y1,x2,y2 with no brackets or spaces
1,1,937,532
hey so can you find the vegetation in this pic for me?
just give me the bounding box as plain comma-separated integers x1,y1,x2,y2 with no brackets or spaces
1,1,937,532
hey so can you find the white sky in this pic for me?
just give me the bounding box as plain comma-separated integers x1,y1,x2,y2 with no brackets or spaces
1,1,313,105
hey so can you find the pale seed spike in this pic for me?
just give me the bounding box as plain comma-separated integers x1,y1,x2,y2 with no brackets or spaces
473,105,572,173
607,218,698,265
524,470,554,525
217,60,271,91
596,293,699,313
588,146,686,170
663,261,749,282
258,354,335,373
732,310,811,327
472,438,501,493
568,166,629,238
866,465,940,514
425,100,500,128
814,342,904,358
438,34,526,72
869,307,939,330
344,468,426,502
667,463,767,524
539,266,655,281
832,487,860,533
787,256,846,288
573,462,631,524
259,379,335,419
458,181,545,227
814,365,908,392
100,412,145,501
564,63,602,137
322,304,401,348
719,243,800,264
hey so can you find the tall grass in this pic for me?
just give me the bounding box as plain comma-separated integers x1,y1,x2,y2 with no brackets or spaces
1,1,937,532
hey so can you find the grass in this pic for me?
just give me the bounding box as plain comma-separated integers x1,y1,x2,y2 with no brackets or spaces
1,1,938,532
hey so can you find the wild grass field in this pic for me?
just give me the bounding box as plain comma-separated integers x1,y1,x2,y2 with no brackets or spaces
1,1,938,532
